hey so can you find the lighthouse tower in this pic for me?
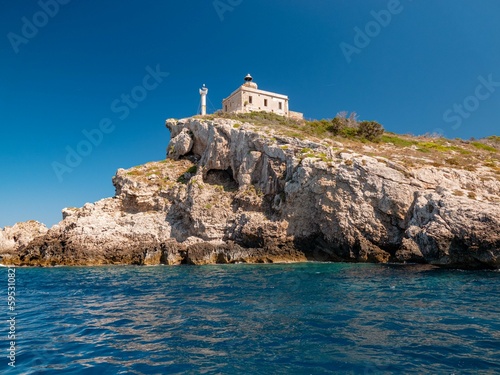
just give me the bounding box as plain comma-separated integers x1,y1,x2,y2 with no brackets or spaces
199,84,208,115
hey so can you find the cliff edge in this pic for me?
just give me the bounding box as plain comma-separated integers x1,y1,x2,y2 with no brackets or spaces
1,116,499,268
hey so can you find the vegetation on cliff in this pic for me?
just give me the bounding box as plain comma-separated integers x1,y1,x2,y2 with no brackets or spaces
1,115,499,268
204,111,499,180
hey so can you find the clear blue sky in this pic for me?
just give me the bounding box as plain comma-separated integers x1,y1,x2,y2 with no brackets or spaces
1,0,499,228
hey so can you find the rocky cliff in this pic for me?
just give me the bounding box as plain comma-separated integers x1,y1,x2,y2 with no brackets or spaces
1,116,499,268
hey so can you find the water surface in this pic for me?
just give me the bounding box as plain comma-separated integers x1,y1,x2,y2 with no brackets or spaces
3,263,499,374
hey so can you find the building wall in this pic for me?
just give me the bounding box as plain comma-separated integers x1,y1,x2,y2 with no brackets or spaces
223,90,244,113
242,89,288,116
223,87,288,116
222,85,303,119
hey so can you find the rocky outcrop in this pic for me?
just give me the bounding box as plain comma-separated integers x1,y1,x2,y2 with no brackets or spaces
0,221,48,257
1,117,499,268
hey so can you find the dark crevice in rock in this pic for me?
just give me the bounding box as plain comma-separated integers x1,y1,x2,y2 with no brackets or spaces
204,168,238,191
179,152,200,164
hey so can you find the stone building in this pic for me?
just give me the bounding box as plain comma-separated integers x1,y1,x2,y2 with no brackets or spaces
222,74,303,119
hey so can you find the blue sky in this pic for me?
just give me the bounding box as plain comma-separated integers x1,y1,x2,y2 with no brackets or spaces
1,0,499,228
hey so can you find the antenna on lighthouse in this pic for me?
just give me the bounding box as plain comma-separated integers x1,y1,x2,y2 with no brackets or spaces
199,84,208,115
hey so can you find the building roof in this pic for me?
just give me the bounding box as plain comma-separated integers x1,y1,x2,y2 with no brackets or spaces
223,83,289,102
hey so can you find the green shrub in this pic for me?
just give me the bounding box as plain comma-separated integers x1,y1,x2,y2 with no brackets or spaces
305,119,332,136
357,121,384,141
330,117,346,135
186,165,198,174
340,127,359,139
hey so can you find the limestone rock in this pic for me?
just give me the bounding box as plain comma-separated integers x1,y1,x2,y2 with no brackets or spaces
167,127,193,159
0,221,48,262
2,117,499,269
404,192,500,268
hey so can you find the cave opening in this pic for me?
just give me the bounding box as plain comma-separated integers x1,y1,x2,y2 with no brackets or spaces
204,167,238,191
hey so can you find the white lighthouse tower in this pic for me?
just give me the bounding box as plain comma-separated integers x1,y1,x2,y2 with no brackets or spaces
199,84,208,115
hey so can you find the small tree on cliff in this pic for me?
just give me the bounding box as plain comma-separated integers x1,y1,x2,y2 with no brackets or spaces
330,117,345,135
330,111,359,135
357,120,384,141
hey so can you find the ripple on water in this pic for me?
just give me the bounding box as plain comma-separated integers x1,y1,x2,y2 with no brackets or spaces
3,263,499,374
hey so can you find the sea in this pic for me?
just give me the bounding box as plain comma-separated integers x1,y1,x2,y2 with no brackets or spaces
1,263,499,374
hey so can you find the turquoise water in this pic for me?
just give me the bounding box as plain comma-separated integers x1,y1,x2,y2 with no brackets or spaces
2,263,499,374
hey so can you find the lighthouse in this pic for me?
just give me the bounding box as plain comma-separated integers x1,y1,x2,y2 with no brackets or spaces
199,84,208,115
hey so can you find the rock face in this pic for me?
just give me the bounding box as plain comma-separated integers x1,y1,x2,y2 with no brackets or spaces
0,221,48,256
1,117,499,268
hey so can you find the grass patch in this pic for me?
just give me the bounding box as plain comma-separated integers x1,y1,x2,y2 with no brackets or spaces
471,142,497,152
210,111,299,128
203,112,497,172
484,159,497,168
283,131,305,139
177,165,198,184
415,141,468,154
417,142,452,153
445,158,460,166
127,169,143,176
463,165,477,172
381,135,417,147
318,152,330,162
487,135,500,142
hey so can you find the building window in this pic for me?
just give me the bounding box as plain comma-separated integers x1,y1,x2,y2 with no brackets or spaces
249,96,253,104
279,102,282,110
225,104,227,112
264,99,268,106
